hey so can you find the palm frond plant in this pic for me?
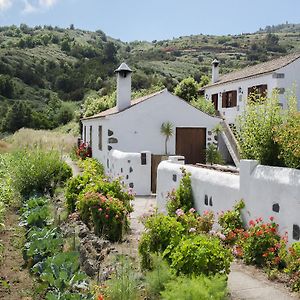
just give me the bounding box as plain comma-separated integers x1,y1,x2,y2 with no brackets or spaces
160,122,174,155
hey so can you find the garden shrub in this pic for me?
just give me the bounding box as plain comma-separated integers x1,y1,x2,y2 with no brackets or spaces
144,254,175,299
205,144,224,165
218,200,245,244
285,242,300,291
160,274,228,300
175,208,214,234
77,192,130,242
9,148,71,198
242,217,287,268
138,214,184,270
274,112,300,169
78,157,104,176
76,142,92,159
169,234,232,276
65,173,92,213
167,168,194,215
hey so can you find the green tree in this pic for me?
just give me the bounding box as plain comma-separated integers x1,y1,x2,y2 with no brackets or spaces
190,97,216,116
1,101,32,132
174,77,199,102
236,91,282,166
161,122,174,155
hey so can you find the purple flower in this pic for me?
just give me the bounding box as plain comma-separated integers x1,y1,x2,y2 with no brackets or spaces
175,208,184,216
189,208,196,213
217,233,226,240
209,230,216,236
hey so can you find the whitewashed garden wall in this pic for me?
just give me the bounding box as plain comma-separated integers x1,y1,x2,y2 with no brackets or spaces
108,150,151,196
157,158,300,245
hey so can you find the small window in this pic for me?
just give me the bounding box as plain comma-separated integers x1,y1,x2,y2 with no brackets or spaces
248,84,268,101
272,73,285,79
277,88,285,94
98,126,102,150
222,90,237,108
211,94,218,110
89,126,92,147
141,153,147,165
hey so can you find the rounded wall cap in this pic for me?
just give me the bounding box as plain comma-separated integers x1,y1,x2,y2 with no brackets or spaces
212,59,220,67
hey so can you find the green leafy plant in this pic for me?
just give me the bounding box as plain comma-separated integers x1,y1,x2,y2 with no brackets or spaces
274,112,300,169
285,242,300,291
8,148,71,198
24,227,63,268
236,91,282,166
166,168,194,215
33,252,91,297
205,144,224,165
21,197,52,228
160,274,228,300
138,213,184,270
169,234,232,276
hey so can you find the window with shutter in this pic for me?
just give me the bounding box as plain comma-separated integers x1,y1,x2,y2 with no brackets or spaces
222,90,237,108
248,84,268,102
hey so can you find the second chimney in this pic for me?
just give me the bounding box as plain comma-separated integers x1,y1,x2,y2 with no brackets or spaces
211,59,220,84
115,63,132,111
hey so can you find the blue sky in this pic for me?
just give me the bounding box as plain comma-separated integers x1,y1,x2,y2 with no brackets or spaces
0,0,300,41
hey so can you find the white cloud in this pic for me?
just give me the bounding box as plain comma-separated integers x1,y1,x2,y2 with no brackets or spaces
38,0,58,8
22,0,37,13
0,0,12,11
22,0,59,13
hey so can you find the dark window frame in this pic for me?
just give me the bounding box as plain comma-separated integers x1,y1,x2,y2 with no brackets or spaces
248,84,268,101
98,125,102,151
222,90,237,108
89,125,92,147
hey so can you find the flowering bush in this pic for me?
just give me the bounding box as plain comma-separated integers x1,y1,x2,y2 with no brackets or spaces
175,208,214,234
242,217,287,268
169,234,233,276
218,200,245,245
138,214,184,270
78,192,130,242
166,168,194,215
285,242,300,291
76,142,92,160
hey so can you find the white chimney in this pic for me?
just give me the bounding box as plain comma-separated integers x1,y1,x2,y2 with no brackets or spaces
211,59,220,83
115,63,132,111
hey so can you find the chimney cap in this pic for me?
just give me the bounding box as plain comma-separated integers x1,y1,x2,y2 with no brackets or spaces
115,62,132,73
212,59,220,67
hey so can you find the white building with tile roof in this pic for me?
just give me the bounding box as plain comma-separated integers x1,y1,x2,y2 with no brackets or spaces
202,53,300,124
81,63,221,194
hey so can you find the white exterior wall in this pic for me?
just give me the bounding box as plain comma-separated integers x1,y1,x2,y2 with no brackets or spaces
205,73,276,124
205,58,300,123
156,159,240,215
82,90,220,175
108,150,151,196
157,159,300,244
277,59,300,110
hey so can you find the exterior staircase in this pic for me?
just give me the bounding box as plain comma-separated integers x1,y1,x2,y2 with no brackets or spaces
218,114,241,167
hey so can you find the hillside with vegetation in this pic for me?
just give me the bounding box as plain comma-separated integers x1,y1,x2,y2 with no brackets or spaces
0,22,300,133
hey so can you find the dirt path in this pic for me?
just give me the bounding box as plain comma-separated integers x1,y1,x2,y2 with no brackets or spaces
0,209,35,300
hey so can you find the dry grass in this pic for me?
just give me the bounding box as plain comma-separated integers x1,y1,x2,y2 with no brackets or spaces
6,128,77,154
0,140,11,153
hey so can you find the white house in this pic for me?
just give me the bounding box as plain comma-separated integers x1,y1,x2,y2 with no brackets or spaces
81,63,220,194
202,53,300,124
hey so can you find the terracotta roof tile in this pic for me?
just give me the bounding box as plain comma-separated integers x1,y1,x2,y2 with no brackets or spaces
204,52,300,88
